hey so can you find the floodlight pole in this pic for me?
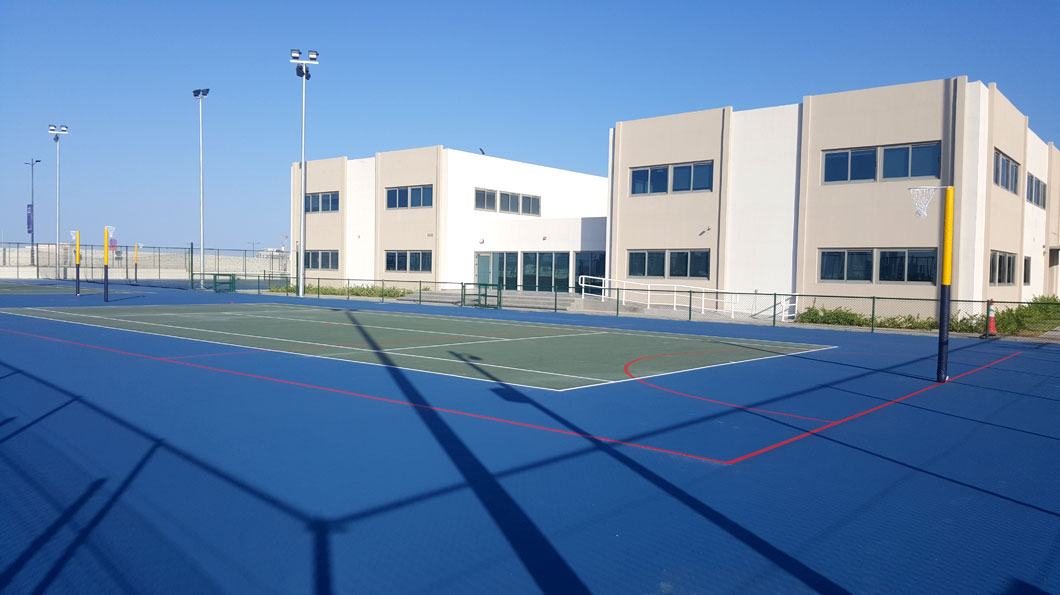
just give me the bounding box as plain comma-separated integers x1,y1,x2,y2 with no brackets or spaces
290,49,318,297
24,158,40,265
935,186,955,383
194,89,209,289
49,125,68,280
299,70,307,296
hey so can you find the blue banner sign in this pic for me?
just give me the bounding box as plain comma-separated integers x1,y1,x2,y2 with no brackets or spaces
27,204,33,234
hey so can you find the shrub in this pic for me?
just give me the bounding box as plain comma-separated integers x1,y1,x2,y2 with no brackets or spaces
268,284,413,298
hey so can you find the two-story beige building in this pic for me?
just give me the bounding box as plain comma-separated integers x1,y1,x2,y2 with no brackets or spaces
607,76,1059,303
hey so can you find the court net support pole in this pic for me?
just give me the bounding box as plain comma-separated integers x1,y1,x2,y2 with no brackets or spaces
103,227,110,303
74,231,81,297
936,186,954,383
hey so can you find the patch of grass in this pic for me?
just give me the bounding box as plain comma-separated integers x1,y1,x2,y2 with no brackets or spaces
795,296,1060,337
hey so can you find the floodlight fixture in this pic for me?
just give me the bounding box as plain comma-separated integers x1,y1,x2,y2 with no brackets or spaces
193,89,201,97
291,49,301,60
308,50,318,60
48,125,56,133
202,88,209,96
59,125,67,133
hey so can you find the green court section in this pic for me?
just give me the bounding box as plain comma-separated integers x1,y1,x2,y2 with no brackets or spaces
0,281,98,294
2,303,829,389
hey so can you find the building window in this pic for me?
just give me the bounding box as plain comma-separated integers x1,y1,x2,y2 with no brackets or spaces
385,250,433,273
819,249,873,282
305,250,339,270
820,251,846,280
669,251,689,277
387,185,433,209
1027,173,1046,208
1024,256,1031,285
649,167,668,193
500,192,520,213
824,149,875,182
304,192,340,213
821,249,936,283
692,163,713,191
877,249,937,283
993,151,1019,194
475,189,497,211
631,169,650,195
882,143,941,179
477,188,539,215
629,249,708,279
634,162,714,195
825,142,941,184
989,250,1016,285
521,195,541,216
628,250,665,277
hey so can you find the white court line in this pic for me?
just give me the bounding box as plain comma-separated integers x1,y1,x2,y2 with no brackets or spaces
550,345,839,392
384,331,610,352
0,310,568,392
25,308,610,384
225,311,499,340
264,302,831,350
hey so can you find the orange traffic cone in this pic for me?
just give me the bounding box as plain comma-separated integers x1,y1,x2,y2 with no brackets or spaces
980,299,997,338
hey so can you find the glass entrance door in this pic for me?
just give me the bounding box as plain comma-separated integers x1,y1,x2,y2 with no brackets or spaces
476,254,491,286
575,251,606,294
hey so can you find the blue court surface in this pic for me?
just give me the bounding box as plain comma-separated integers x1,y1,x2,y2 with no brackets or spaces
1,282,1058,594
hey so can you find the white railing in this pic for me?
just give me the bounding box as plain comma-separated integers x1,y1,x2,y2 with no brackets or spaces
577,275,801,322
577,275,737,317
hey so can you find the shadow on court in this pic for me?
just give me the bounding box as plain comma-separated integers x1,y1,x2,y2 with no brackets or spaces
340,310,592,594
445,351,851,594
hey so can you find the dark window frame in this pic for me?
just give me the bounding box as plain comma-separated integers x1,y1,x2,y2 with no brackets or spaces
386,185,434,210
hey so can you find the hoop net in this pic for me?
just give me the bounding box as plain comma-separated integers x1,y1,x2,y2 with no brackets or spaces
909,187,940,218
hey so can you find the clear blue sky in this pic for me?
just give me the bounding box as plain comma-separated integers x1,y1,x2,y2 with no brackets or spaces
2,0,1058,249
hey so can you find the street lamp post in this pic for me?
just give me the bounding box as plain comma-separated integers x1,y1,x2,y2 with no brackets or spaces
193,88,210,289
48,125,68,280
290,49,318,297
24,158,41,265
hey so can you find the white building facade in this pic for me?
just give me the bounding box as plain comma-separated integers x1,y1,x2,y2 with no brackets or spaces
290,147,608,292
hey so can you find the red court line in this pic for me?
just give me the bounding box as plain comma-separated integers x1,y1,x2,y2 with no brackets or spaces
625,352,834,423
0,327,727,464
725,352,1021,464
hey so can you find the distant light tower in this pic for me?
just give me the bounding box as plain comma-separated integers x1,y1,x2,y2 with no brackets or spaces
290,48,318,297
24,158,41,264
193,88,210,289
48,125,68,280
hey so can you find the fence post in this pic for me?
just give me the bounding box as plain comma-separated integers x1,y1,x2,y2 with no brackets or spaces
381,279,385,302
554,286,558,313
347,278,350,300
871,296,877,332
616,287,621,316
772,293,778,326
317,278,321,298
189,242,194,289
461,282,466,307
257,275,260,295
419,280,423,304
688,291,693,321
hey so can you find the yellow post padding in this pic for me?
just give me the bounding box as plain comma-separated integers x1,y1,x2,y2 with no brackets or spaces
75,231,80,265
942,186,954,286
135,243,139,264
104,227,109,266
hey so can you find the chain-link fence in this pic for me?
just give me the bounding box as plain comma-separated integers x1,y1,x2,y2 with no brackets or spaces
572,288,1060,341
0,242,289,289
